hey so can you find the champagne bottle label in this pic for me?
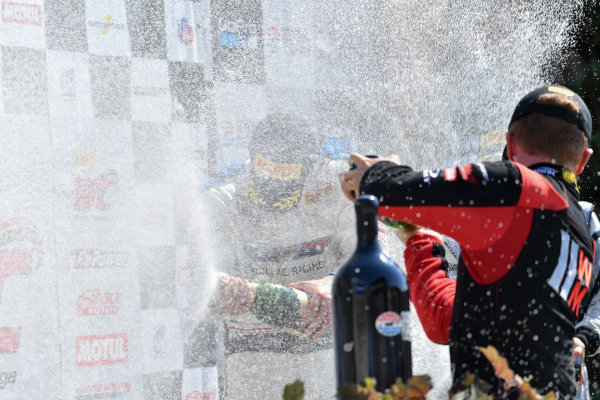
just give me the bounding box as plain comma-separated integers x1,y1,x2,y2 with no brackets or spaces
374,311,411,339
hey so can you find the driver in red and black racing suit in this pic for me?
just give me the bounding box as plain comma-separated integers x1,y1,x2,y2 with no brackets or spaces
339,86,596,397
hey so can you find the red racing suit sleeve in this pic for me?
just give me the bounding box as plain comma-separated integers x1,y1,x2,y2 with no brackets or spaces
359,160,569,286
404,232,456,344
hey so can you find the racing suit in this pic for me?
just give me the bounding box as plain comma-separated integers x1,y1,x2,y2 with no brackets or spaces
202,156,358,399
359,160,596,397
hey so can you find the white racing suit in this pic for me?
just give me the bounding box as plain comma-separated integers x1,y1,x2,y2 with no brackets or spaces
199,155,453,399
203,157,358,399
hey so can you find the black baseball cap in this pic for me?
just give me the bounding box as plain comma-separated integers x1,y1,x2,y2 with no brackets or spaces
509,85,593,142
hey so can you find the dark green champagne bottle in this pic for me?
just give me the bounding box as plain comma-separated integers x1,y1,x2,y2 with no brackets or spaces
333,195,412,393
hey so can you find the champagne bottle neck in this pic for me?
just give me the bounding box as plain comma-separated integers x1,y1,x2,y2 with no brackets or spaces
354,196,380,246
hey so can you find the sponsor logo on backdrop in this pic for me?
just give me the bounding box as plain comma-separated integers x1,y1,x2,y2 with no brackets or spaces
75,169,118,211
76,381,131,400
0,218,42,305
2,1,41,25
217,120,235,149
303,183,333,205
153,325,166,355
69,249,128,269
178,265,190,287
265,26,280,54
133,85,168,97
186,391,216,400
265,27,311,56
74,153,97,167
218,119,233,132
76,289,122,316
0,371,16,390
76,333,128,367
88,14,125,35
218,17,258,49
61,68,77,100
0,328,20,353
177,17,194,44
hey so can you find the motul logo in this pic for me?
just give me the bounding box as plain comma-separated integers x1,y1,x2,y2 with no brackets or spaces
186,390,216,400
76,333,128,367
76,289,122,316
74,169,118,211
0,328,20,353
2,1,41,26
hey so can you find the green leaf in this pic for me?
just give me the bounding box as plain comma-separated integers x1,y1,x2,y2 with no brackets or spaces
283,380,305,400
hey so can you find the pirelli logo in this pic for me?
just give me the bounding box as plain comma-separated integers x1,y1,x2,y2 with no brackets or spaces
547,230,593,317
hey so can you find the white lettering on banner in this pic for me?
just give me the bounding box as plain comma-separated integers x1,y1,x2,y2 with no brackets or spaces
2,1,41,25
217,17,257,35
69,249,128,269
76,333,128,367
133,85,168,96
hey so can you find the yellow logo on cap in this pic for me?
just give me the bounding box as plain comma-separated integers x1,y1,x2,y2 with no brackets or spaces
548,86,575,97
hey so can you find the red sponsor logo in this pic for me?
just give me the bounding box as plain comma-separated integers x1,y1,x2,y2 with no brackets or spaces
0,328,20,353
177,17,194,44
76,289,122,316
75,169,118,211
458,165,477,183
443,168,456,182
265,26,280,39
186,390,216,400
218,119,234,132
0,218,41,305
69,249,128,269
76,333,128,367
2,1,41,26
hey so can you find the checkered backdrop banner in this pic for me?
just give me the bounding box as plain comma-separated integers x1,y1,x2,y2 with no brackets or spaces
0,0,387,399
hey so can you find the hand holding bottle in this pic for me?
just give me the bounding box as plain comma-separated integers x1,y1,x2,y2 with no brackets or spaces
339,153,399,202
215,273,255,316
288,275,335,339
